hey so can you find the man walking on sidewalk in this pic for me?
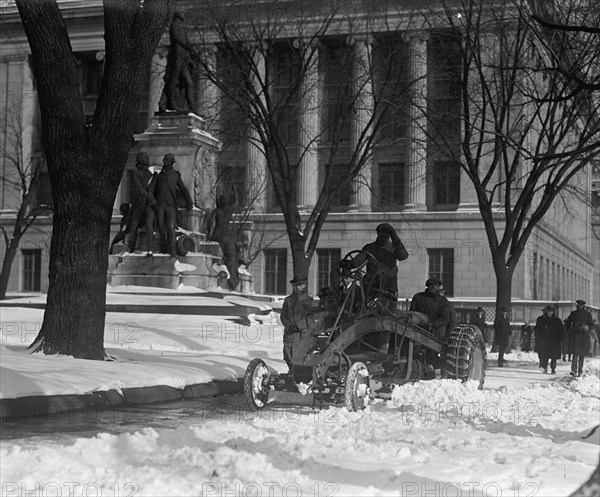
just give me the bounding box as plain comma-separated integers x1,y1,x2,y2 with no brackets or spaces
534,305,564,374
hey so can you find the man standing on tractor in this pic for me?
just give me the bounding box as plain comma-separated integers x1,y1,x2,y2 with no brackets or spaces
280,277,320,372
360,223,409,299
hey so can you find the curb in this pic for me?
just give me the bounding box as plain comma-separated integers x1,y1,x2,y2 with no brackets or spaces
0,378,244,422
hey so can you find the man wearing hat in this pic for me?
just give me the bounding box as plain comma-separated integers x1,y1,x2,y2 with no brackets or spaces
534,305,564,374
409,277,451,376
280,276,320,371
359,223,409,300
493,307,511,367
152,153,193,256
564,300,594,377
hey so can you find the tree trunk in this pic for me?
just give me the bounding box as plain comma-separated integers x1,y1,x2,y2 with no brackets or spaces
494,259,514,315
16,0,173,359
0,239,20,300
30,154,115,359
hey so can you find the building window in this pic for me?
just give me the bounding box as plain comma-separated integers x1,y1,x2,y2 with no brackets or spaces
22,249,41,292
322,40,352,143
324,164,352,208
432,161,460,206
374,35,409,141
271,43,300,147
264,248,287,294
427,248,454,296
378,163,405,206
317,248,341,291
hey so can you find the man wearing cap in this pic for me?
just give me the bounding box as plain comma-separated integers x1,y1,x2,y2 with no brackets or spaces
409,278,450,376
152,153,193,256
564,300,594,377
280,277,320,371
409,278,451,336
493,307,511,367
534,305,564,374
358,223,408,298
127,152,157,255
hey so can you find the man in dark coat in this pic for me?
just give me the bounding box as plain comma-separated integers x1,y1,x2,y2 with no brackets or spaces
127,152,157,255
565,300,594,377
472,307,488,344
359,223,409,299
493,307,511,367
534,305,564,374
280,277,320,371
410,277,451,377
152,153,193,256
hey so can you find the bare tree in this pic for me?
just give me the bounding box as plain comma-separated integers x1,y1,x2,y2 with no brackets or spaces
15,0,173,359
191,0,419,281
0,106,51,300
422,0,600,314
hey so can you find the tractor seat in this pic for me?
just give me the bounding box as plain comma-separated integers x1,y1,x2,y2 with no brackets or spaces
407,311,430,328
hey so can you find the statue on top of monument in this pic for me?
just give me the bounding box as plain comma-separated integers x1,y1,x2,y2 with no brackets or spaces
159,9,200,118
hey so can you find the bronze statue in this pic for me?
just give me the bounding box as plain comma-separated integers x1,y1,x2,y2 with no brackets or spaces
159,10,199,117
152,153,193,256
206,185,240,290
127,152,157,255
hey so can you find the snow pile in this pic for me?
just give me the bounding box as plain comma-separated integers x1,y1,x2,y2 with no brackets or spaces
2,366,598,496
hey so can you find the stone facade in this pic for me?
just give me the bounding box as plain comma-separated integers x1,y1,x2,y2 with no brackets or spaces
0,1,596,317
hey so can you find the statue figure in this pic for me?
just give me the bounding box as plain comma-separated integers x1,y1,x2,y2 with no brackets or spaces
109,202,131,254
159,9,199,117
152,153,193,256
206,185,240,290
127,152,157,256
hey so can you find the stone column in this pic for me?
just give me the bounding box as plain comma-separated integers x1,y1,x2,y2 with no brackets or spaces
247,43,268,211
148,48,168,116
404,32,428,210
348,35,374,211
297,39,320,212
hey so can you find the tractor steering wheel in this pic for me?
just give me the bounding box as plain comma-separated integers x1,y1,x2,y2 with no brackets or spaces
341,250,379,284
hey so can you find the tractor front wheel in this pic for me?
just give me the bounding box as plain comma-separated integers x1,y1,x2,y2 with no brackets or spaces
444,325,486,389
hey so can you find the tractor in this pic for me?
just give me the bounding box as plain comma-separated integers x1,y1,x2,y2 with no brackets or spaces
243,250,486,411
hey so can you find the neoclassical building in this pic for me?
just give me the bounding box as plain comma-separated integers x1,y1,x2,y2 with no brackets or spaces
0,1,596,323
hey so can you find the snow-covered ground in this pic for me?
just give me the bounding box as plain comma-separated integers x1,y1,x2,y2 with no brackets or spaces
1,289,598,496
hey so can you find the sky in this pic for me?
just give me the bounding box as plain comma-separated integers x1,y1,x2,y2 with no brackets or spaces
0,287,598,497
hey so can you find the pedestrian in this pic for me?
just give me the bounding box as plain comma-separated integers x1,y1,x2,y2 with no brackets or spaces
534,305,564,374
280,276,320,372
152,153,193,256
472,307,488,344
564,300,594,377
493,307,511,367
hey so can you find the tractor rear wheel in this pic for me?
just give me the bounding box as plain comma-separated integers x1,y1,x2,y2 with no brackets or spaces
345,361,371,411
244,358,270,410
445,325,486,389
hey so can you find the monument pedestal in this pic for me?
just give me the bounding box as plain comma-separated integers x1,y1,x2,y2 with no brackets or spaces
110,113,253,292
